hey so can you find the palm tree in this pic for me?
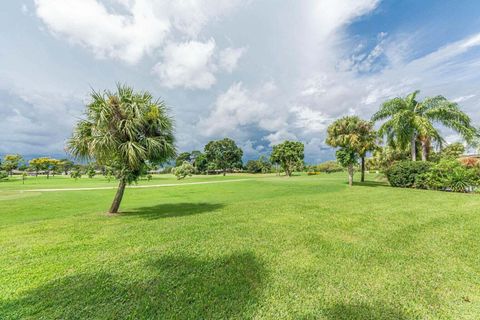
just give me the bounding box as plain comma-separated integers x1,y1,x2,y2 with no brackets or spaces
67,84,176,214
326,116,376,185
372,91,476,161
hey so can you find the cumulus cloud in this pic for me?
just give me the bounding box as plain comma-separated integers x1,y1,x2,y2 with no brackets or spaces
153,40,217,89
218,47,246,73
152,40,245,89
34,0,170,64
198,82,283,136
34,0,245,64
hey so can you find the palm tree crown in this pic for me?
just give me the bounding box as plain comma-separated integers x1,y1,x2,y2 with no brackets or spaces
372,90,476,161
67,84,176,213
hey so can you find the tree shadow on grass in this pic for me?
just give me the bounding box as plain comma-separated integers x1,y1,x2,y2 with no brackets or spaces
355,181,389,188
121,202,225,219
321,302,411,320
0,252,265,319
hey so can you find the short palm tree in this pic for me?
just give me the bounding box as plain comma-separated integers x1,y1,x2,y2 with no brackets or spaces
372,91,476,161
326,116,377,185
67,84,176,214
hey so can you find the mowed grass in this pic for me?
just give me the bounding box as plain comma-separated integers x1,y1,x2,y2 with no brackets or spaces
0,173,479,319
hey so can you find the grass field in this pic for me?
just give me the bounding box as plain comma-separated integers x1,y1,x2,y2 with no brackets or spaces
1,173,479,319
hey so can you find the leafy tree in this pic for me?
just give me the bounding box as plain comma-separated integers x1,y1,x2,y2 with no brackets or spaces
204,138,243,176
172,161,195,180
441,142,465,159
2,154,24,176
29,157,58,178
335,148,358,186
372,91,476,161
246,156,271,173
191,150,208,173
59,159,75,175
67,85,175,214
70,166,82,180
49,159,62,178
175,152,191,167
270,141,304,177
86,165,96,178
326,116,376,184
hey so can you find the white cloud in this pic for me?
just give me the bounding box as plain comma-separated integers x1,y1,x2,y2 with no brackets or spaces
152,42,247,89
34,0,245,64
153,39,217,89
198,82,285,137
453,94,476,103
218,47,246,73
34,0,170,64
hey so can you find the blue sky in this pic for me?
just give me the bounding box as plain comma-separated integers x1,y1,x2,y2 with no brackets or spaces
1,0,479,162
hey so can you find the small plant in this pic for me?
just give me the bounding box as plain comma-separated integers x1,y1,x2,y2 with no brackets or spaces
70,169,82,180
86,167,96,179
146,174,153,181
172,161,195,180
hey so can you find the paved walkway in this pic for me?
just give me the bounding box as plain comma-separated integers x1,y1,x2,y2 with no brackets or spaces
21,179,251,192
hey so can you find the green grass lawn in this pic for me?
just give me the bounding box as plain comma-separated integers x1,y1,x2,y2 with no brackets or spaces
1,173,479,319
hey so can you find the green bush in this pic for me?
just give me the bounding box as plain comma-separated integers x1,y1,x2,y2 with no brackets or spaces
316,161,343,173
416,160,480,193
172,161,194,180
0,171,8,180
385,161,432,188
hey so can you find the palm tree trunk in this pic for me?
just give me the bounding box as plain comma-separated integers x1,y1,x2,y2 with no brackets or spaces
109,179,126,214
361,156,365,182
421,141,428,161
348,164,354,187
411,133,417,161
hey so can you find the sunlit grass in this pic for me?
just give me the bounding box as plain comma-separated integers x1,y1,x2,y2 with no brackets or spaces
1,173,479,319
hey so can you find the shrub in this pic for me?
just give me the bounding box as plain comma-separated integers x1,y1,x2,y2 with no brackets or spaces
316,161,343,173
417,159,479,193
172,161,194,180
0,171,8,180
385,161,432,188
70,169,82,180
307,171,321,175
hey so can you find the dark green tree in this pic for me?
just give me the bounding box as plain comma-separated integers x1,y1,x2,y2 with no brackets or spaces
270,141,304,177
204,138,243,176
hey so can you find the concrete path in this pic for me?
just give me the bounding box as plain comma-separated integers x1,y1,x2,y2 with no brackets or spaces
21,179,251,193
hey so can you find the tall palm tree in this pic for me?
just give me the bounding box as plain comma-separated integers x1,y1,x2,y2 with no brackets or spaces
67,84,176,214
372,91,476,161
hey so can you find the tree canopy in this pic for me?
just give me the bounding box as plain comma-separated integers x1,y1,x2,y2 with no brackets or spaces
270,141,304,177
67,84,176,213
204,138,243,175
372,90,477,161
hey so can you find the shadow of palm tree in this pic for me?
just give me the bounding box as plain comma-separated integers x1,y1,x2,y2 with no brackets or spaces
122,202,225,219
0,252,265,319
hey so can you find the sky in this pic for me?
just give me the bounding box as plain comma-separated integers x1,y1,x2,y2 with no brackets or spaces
1,0,479,163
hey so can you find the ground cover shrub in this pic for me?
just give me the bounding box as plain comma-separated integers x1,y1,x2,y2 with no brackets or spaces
416,159,480,193
385,161,432,188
